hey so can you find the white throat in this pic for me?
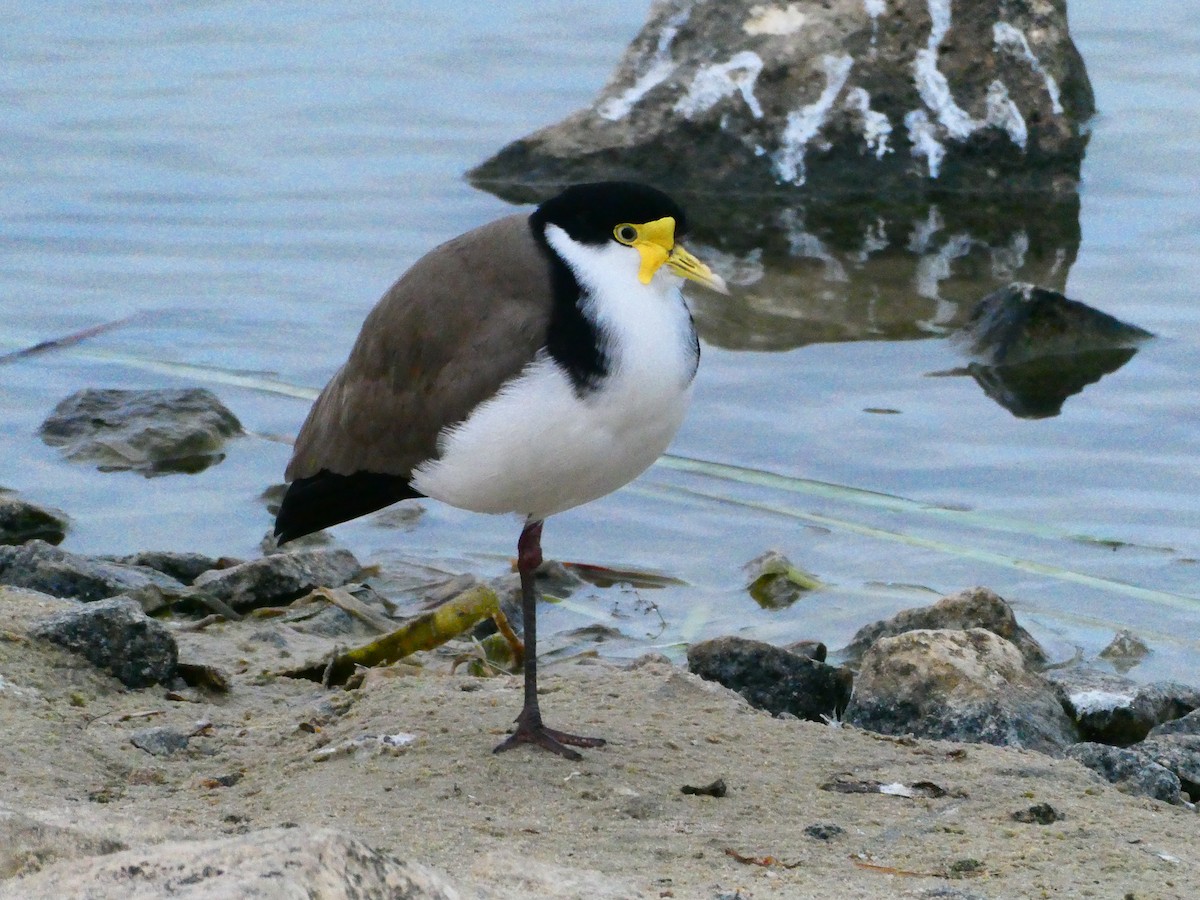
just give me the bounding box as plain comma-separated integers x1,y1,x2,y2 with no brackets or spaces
542,223,698,389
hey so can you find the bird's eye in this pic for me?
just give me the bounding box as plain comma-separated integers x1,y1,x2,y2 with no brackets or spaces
614,224,638,244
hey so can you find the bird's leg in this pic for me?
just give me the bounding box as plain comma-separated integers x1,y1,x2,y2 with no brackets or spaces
493,519,606,761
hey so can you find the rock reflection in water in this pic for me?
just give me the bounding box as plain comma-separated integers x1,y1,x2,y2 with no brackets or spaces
951,283,1153,419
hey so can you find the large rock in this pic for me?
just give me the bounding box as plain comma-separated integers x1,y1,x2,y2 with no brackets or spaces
844,628,1077,753
472,5,1093,360
39,387,242,476
0,540,190,612
28,596,178,689
687,636,852,721
0,827,462,899
471,0,1093,198
190,548,363,612
0,495,68,546
1044,669,1200,747
840,586,1047,669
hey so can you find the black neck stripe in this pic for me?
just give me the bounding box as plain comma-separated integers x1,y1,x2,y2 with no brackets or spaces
530,220,608,395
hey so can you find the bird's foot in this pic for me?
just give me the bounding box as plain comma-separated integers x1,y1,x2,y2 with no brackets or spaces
493,710,605,761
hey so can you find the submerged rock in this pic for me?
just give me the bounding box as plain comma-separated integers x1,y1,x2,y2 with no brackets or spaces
840,586,1047,669
29,596,178,689
0,495,68,546
687,636,852,721
39,387,242,476
957,283,1152,366
743,550,820,609
1045,669,1200,747
471,0,1093,199
844,628,1077,753
0,540,190,612
1098,629,1152,673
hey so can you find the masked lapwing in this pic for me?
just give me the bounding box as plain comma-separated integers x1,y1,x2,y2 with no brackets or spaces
274,182,727,760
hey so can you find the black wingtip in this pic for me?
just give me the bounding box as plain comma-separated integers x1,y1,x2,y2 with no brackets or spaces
274,470,424,543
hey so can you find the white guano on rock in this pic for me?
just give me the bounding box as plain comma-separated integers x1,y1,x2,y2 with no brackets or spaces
598,7,691,121
772,53,854,185
993,21,1064,114
844,86,893,158
674,50,766,120
913,0,978,139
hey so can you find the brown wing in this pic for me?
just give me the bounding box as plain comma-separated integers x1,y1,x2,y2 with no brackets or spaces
285,214,553,482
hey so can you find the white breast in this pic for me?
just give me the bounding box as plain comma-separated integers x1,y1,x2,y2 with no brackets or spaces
411,226,698,521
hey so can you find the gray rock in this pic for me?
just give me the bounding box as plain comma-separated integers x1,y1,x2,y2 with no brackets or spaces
840,586,1047,669
190,548,362,612
804,823,844,841
103,550,232,586
1065,742,1184,805
687,636,852,721
1045,669,1200,747
39,387,242,476
0,540,190,612
1137,735,1200,803
0,496,68,546
1148,708,1200,738
28,596,177,688
0,826,463,899
844,628,1078,753
953,284,1152,419
130,727,191,757
1011,803,1062,824
470,0,1093,199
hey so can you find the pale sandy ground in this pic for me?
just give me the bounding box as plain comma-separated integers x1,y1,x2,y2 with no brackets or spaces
1,587,1197,900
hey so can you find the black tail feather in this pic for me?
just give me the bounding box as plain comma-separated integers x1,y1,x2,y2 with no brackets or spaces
274,470,423,544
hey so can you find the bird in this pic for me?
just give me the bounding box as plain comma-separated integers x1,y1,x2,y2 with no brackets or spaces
274,181,727,760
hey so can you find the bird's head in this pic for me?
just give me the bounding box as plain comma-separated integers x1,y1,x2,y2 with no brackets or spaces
531,182,729,295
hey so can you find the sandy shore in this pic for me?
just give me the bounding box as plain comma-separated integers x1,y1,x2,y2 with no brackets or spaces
1,586,1197,899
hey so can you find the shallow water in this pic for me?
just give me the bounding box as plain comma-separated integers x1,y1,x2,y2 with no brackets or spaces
2,2,1198,679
